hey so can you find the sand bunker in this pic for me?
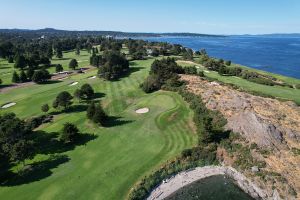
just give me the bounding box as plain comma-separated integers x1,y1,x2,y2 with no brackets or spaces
135,108,149,114
1,102,16,109
204,70,210,73
88,76,97,79
69,82,78,86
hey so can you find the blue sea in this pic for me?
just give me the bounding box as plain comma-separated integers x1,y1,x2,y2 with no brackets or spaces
138,35,300,79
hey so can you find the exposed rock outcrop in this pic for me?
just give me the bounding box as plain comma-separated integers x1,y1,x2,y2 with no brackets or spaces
181,75,300,199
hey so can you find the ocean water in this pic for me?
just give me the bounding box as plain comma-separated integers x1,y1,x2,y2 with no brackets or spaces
138,35,300,79
165,175,254,200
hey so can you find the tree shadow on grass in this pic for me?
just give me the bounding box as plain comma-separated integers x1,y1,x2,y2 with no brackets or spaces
52,58,70,61
66,104,88,113
0,84,13,89
1,155,70,186
32,131,98,155
0,66,11,69
103,116,134,128
50,104,88,115
93,92,106,99
0,130,98,186
39,80,62,85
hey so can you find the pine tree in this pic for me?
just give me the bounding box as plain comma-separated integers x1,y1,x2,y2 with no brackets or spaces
20,70,27,83
87,102,96,120
60,123,80,143
26,67,35,81
92,103,107,125
12,71,20,83
56,48,63,58
69,59,78,70
14,55,27,69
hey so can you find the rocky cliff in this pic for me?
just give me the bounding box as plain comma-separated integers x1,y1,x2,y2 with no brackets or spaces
181,75,300,199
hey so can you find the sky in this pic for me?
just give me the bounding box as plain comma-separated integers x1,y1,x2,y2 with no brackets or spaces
0,0,300,34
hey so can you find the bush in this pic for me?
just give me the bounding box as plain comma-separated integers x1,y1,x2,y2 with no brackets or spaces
225,60,231,66
184,66,197,75
41,104,49,113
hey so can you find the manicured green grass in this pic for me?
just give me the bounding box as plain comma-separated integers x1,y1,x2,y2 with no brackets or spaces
0,58,197,200
0,50,91,85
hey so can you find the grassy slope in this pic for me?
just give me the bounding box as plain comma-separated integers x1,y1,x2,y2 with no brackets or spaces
177,60,300,105
0,58,197,200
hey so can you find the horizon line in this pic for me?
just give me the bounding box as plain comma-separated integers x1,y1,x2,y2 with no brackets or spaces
1,27,300,36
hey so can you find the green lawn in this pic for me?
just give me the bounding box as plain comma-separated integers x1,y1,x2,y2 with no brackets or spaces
0,50,91,86
0,58,197,200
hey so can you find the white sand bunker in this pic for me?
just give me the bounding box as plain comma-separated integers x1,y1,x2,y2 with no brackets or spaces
1,102,16,109
88,76,97,79
204,70,210,73
135,108,149,114
69,82,78,86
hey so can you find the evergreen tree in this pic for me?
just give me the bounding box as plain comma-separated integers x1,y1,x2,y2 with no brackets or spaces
20,70,27,82
53,91,73,110
47,47,53,59
92,104,107,125
60,123,80,143
80,84,94,99
12,71,20,83
8,56,14,63
32,69,51,83
26,67,35,81
14,55,27,69
87,102,107,126
56,48,63,58
86,102,96,120
0,113,34,165
73,89,84,102
55,64,63,73
75,44,80,55
69,59,78,70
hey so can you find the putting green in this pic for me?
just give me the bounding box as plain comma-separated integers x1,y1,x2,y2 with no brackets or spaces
0,58,197,200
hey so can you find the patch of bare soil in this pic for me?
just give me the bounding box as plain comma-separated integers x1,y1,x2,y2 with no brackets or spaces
181,74,300,199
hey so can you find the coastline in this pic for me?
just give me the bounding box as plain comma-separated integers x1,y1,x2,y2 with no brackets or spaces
147,166,271,200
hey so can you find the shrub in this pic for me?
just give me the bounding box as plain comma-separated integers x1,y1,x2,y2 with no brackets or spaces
41,104,49,113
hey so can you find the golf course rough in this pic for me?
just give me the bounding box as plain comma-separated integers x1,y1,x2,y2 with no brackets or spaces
0,57,197,200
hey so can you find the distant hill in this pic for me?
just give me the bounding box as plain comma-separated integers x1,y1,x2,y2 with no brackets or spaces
0,28,225,38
